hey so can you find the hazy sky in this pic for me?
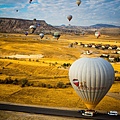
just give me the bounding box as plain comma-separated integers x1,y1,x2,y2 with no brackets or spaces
0,0,120,26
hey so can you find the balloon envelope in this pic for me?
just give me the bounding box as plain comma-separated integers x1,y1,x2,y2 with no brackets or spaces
53,32,61,40
95,31,100,38
29,25,36,34
33,18,36,21
25,31,28,36
29,0,32,3
76,0,81,6
67,15,72,21
37,23,40,27
39,33,44,39
69,57,114,110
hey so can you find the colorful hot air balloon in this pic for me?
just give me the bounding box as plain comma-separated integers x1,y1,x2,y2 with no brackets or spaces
76,0,81,6
95,31,100,38
53,32,61,40
25,31,28,36
69,57,114,110
29,25,36,34
37,23,40,27
39,33,44,39
67,15,72,21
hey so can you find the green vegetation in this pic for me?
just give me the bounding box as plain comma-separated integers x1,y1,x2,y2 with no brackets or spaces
0,77,71,88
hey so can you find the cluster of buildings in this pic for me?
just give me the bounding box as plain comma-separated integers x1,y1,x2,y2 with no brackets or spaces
69,42,120,62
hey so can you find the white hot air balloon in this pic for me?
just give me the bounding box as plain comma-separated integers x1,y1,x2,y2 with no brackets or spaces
29,25,36,34
95,31,100,38
69,57,114,110
53,32,61,40
39,33,44,39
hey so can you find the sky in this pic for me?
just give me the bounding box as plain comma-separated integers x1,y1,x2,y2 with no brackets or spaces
0,0,120,26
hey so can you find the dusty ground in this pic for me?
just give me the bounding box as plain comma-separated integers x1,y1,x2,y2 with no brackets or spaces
107,92,120,100
2,54,44,59
0,33,120,119
0,110,84,120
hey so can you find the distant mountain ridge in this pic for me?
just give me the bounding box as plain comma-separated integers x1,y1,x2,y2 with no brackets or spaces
0,18,120,36
57,24,120,28
90,24,120,28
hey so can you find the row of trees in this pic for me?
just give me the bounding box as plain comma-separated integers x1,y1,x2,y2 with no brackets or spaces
0,76,120,88
0,56,71,68
0,77,71,88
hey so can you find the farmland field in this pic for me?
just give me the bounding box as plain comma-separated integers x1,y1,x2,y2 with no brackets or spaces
0,33,120,113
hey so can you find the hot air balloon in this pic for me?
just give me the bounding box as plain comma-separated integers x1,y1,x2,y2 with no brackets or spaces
67,15,72,21
39,33,44,39
95,31,100,38
81,31,85,35
33,18,36,21
69,57,114,110
25,31,28,36
53,32,61,40
33,18,37,25
37,23,40,27
76,0,81,6
29,25,36,34
29,0,32,3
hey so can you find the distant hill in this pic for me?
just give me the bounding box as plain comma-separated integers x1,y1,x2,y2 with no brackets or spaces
0,18,120,35
55,24,120,35
0,17,60,34
90,24,120,28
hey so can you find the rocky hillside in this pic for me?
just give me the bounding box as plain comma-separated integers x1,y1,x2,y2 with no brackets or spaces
56,24,120,36
0,18,120,36
0,18,60,34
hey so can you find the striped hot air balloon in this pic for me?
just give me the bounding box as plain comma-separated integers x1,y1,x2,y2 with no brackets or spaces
69,57,114,110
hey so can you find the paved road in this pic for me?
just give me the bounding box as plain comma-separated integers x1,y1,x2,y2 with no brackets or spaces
0,102,120,120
